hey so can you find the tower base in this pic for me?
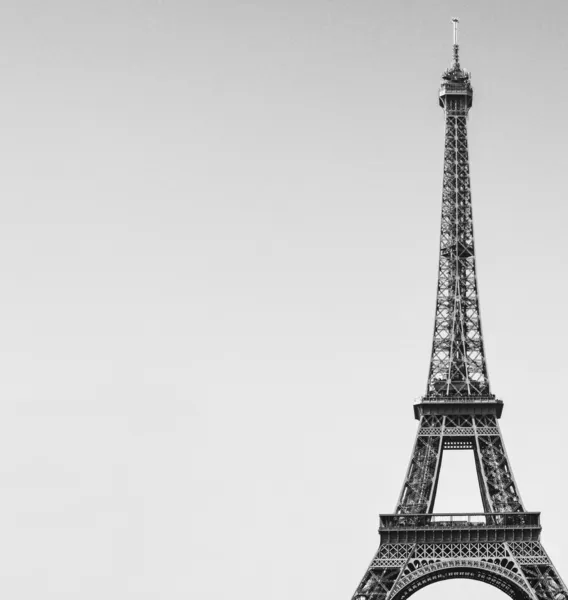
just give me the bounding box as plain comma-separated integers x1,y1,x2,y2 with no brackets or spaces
353,514,567,600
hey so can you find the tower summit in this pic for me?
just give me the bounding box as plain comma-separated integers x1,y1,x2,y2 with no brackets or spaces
350,21,568,600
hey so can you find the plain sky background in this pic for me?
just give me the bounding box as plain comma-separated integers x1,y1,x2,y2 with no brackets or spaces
0,0,566,598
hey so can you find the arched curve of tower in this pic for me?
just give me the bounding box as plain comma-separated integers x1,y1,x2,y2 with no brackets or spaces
389,561,533,600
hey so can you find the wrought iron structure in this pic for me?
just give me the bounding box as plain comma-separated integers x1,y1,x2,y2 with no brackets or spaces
351,20,567,600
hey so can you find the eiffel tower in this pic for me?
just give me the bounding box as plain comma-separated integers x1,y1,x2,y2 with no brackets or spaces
351,20,567,600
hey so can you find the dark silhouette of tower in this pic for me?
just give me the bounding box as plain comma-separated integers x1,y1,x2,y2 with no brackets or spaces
351,20,568,600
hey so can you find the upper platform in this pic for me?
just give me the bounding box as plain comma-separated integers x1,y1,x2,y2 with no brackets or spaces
414,395,504,419
439,46,473,109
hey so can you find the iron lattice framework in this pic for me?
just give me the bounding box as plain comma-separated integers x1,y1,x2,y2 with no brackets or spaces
350,21,568,600
427,35,489,398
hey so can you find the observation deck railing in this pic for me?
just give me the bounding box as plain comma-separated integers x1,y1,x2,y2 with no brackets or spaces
440,84,472,91
380,512,540,529
415,396,499,404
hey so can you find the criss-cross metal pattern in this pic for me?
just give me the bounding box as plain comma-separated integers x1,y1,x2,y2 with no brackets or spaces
427,45,489,398
395,415,523,516
350,27,568,600
354,538,568,600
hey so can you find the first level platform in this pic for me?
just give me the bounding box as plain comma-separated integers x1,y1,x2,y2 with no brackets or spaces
379,512,541,544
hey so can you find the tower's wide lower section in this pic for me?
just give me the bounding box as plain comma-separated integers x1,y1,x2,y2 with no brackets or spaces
352,513,567,600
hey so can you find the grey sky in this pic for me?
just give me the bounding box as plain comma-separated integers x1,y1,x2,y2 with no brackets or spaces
0,1,566,598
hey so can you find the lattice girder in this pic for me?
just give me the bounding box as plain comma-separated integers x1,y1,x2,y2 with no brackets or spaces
396,434,442,514
353,540,567,600
398,415,522,514
427,87,490,397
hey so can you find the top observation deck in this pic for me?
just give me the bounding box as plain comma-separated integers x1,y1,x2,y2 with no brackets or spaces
439,19,473,109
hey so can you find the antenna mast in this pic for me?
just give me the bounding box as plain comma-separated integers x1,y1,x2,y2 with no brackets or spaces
451,17,460,68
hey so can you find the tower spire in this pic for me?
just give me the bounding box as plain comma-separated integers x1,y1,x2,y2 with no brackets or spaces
452,17,460,68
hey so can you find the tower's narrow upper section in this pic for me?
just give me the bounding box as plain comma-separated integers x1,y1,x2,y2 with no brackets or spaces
425,20,492,402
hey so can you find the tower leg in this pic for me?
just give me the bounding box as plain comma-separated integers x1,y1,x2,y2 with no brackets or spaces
508,542,568,600
396,416,443,514
352,543,413,600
